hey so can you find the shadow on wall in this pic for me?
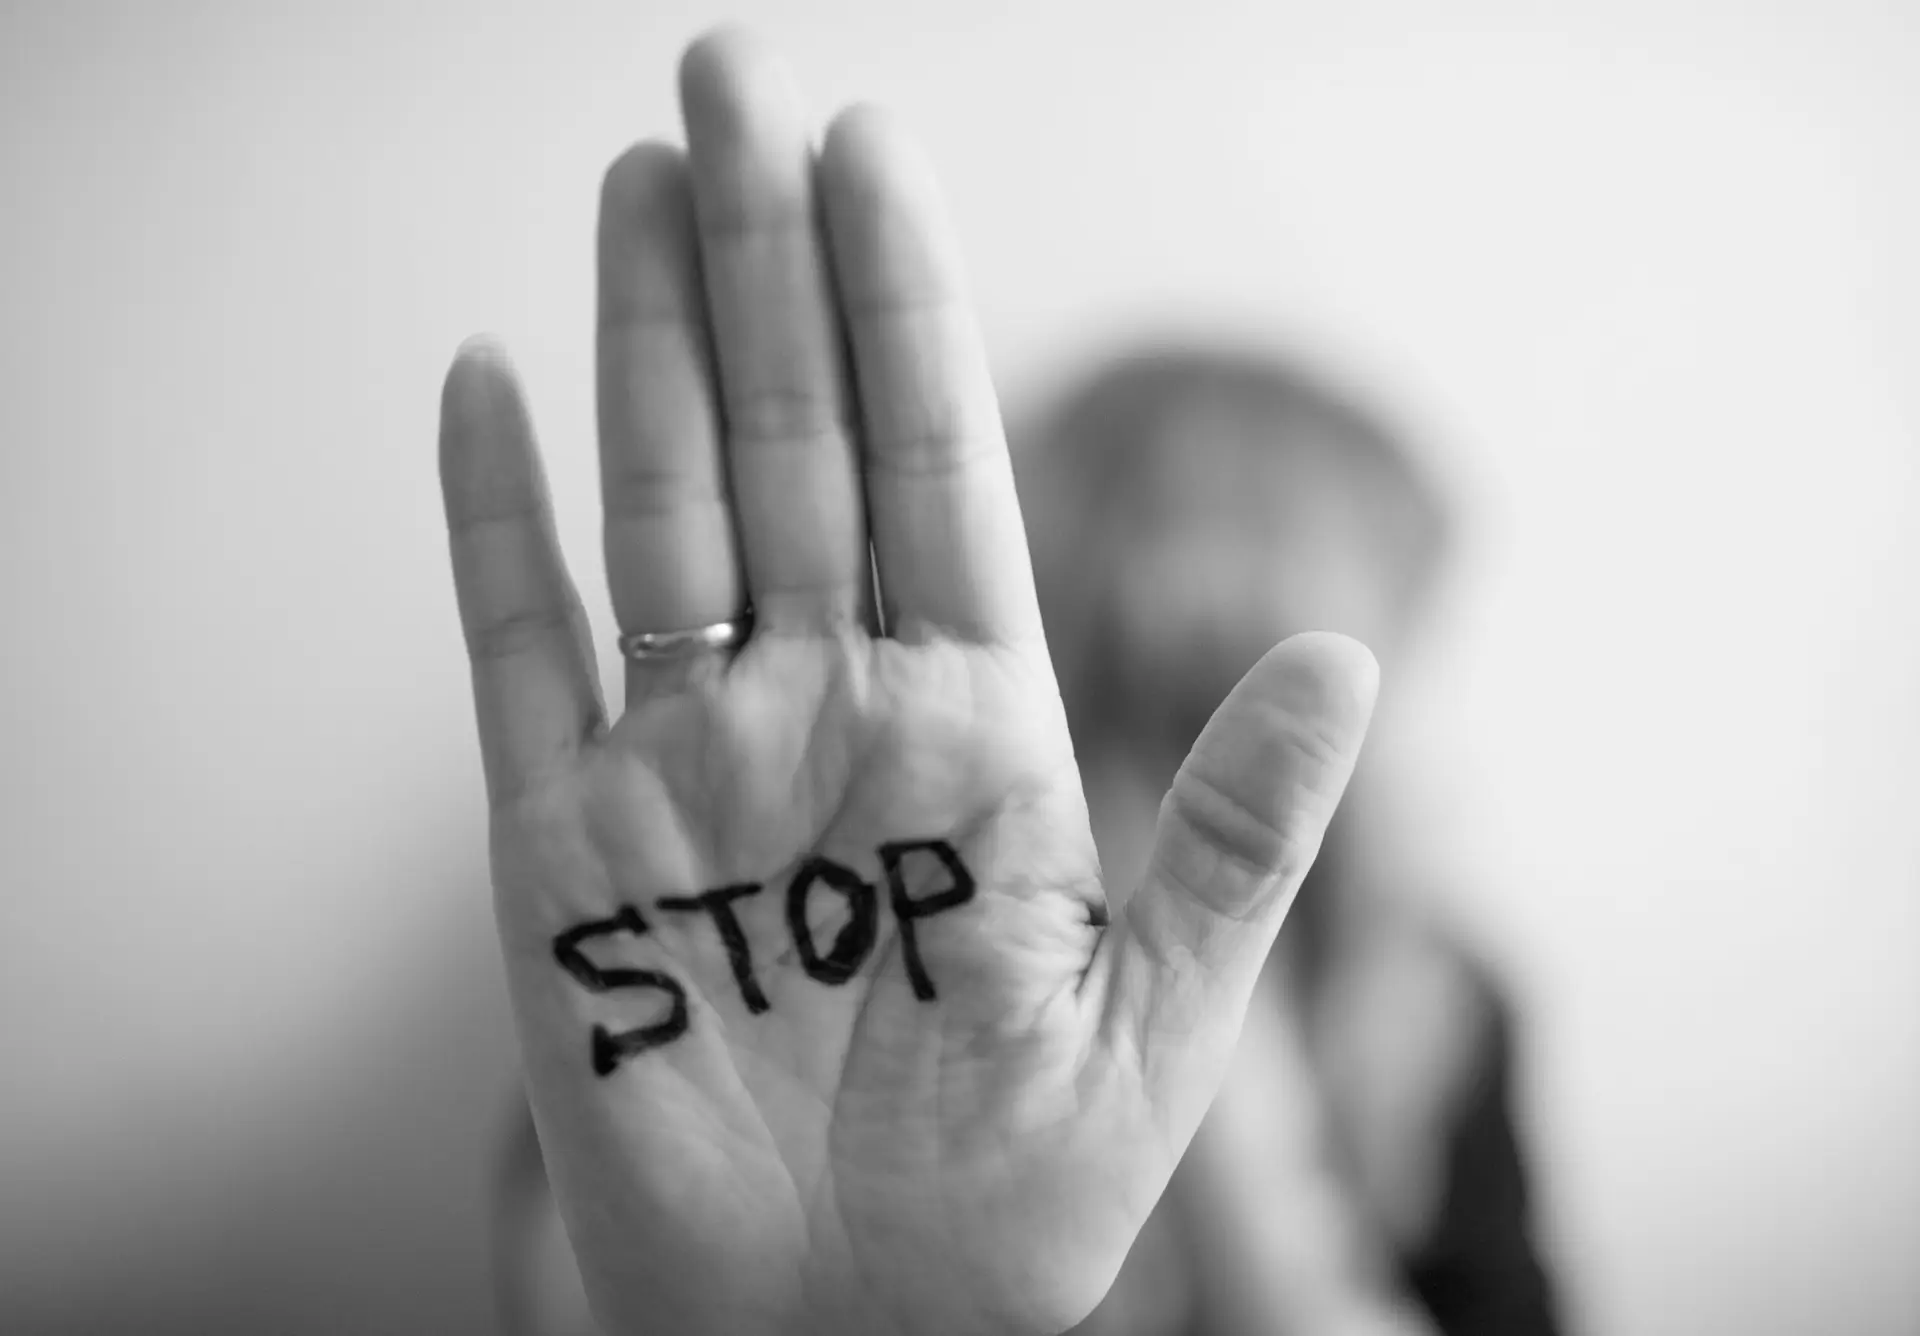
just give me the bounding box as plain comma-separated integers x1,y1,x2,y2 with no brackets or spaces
6,891,519,1336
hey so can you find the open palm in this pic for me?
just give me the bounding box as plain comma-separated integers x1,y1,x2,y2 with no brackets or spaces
439,30,1377,1336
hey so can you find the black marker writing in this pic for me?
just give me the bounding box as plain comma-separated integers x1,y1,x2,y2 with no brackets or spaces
552,905,690,1077
786,856,879,986
660,882,769,1015
879,838,977,1001
552,837,983,1073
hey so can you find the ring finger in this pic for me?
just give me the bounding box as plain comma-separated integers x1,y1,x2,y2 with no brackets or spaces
597,141,745,704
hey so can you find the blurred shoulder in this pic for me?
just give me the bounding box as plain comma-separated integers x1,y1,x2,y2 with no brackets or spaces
1305,901,1514,1252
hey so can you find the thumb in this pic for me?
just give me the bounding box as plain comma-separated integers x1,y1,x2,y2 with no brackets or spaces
1104,630,1379,1139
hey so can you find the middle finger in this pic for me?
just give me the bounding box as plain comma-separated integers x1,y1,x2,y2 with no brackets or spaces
679,31,869,636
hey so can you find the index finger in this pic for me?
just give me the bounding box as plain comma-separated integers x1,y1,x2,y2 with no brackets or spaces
440,340,606,806
817,106,1044,647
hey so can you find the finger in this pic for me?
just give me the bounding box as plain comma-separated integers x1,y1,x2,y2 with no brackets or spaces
678,29,869,634
1102,632,1378,1136
596,142,745,703
440,339,606,806
818,105,1043,646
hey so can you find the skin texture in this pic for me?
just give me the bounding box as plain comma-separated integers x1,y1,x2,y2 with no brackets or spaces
438,28,1378,1336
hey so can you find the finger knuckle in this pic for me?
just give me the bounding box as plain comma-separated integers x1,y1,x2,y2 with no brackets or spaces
725,386,848,452
465,603,583,663
1162,770,1317,905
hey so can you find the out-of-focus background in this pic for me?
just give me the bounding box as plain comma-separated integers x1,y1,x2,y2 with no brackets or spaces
1,2,1914,1333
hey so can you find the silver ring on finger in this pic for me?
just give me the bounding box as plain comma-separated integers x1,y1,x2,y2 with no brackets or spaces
616,614,752,662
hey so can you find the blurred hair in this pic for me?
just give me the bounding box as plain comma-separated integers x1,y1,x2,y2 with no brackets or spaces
1012,340,1452,751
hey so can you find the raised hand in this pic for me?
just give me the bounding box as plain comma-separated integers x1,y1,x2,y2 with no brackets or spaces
438,29,1378,1336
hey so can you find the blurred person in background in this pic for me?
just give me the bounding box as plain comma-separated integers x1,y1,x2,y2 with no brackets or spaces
1023,344,1562,1336
493,335,1564,1336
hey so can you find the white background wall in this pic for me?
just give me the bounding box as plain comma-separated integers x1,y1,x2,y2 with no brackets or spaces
2,2,1915,1333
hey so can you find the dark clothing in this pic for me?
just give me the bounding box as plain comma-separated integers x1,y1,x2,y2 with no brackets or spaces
1396,969,1563,1336
1278,823,1562,1336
